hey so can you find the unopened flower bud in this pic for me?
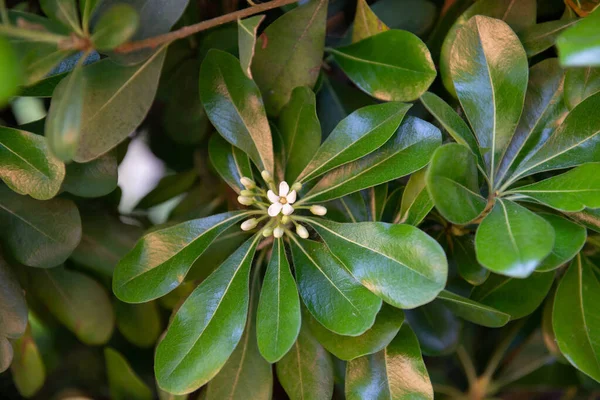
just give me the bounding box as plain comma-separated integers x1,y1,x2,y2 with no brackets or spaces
240,190,253,197
291,182,302,191
261,170,273,183
241,218,258,231
281,215,291,225
262,226,273,237
240,177,256,189
310,205,327,216
273,226,284,238
296,224,309,239
237,196,254,206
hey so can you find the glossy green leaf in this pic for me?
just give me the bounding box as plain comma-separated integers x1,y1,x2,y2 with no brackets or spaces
405,301,460,356
10,326,45,398
155,236,259,395
40,0,80,30
440,0,536,97
537,213,586,272
520,19,580,57
200,49,274,173
553,255,600,381
113,211,251,303
450,16,529,180
92,4,139,51
237,15,264,78
511,163,600,212
329,30,436,102
298,102,410,183
29,266,114,344
369,0,436,35
304,116,441,203
471,271,554,319
426,143,487,224
45,63,84,162
105,347,153,400
327,191,370,223
396,168,431,226
75,48,166,162
451,235,489,286
420,91,482,165
208,134,253,195
307,219,447,309
0,127,65,200
437,290,510,328
345,324,433,400
252,0,327,115
0,36,22,106
276,323,334,400
557,8,600,67
0,185,81,268
565,67,600,110
352,0,389,43
62,151,118,197
0,252,27,373
306,303,404,361
476,199,555,277
257,239,301,363
135,170,197,210
278,86,321,183
115,301,161,348
205,265,272,400
290,236,382,336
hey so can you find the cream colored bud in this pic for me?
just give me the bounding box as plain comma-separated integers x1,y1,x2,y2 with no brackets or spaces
237,196,254,206
310,205,327,216
296,224,309,239
241,218,258,231
240,177,256,189
281,215,291,225
240,190,253,197
273,226,284,238
261,170,273,182
291,182,302,191
262,227,273,237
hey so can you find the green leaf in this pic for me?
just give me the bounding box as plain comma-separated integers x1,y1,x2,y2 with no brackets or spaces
471,271,554,319
208,134,253,195
278,86,321,183
80,0,99,29
276,323,334,400
536,213,586,272
305,303,404,361
368,184,388,221
0,337,12,374
0,185,81,268
299,102,409,183
155,235,259,395
512,91,600,178
511,163,600,212
28,266,114,344
10,326,45,398
475,199,555,277
0,252,27,372
256,239,301,363
420,91,482,166
450,16,529,181
200,49,274,173
565,67,600,110
135,170,197,210
440,0,536,97
205,264,272,400
426,143,487,224
92,4,139,51
252,0,327,115
405,301,460,356
306,219,447,309
327,191,370,223
62,151,118,198
553,255,600,381
45,63,84,162
557,8,600,67
329,30,436,102
105,347,153,400
345,324,433,400
397,168,432,226
437,290,510,328
40,0,80,30
290,236,382,336
0,127,65,200
352,0,389,43
113,211,251,303
115,301,161,348
303,116,441,203
0,36,22,107
519,19,580,58
237,15,264,78
450,235,489,286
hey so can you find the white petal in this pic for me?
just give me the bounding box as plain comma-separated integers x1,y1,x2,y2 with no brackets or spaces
282,203,294,215
286,190,297,204
268,202,283,216
279,181,289,197
267,190,279,204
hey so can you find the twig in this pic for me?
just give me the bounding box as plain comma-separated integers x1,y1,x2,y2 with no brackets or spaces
114,0,300,54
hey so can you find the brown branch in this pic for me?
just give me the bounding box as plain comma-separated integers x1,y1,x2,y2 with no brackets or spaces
114,0,300,54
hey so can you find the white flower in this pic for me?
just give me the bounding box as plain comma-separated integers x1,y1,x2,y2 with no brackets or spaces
267,181,297,217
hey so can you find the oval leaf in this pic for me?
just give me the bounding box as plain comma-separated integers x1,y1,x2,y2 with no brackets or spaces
537,213,587,272
92,4,140,51
10,326,45,398
208,134,254,195
352,0,389,43
237,15,264,79
0,36,22,106
437,290,510,328
557,8,600,67
565,67,600,110
105,347,153,400
397,168,433,226
115,301,161,348
62,151,118,198
405,301,460,356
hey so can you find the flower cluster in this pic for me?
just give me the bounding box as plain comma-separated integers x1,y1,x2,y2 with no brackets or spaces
236,171,327,239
